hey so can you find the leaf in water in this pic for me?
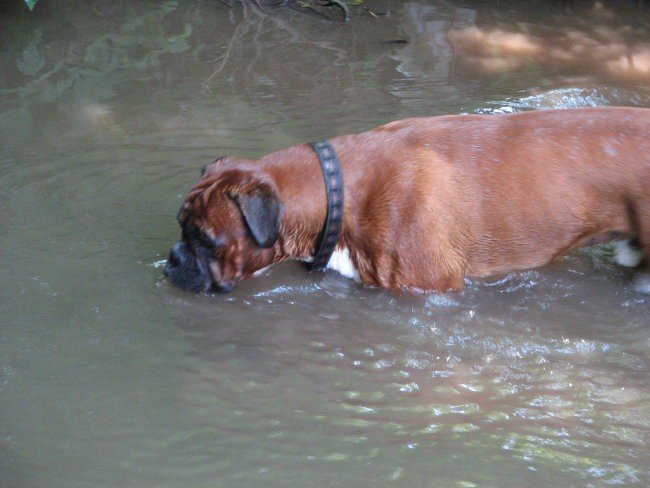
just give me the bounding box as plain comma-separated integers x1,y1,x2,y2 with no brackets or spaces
41,69,80,103
17,30,44,76
161,0,179,15
167,24,192,54
84,35,113,68
24,0,38,11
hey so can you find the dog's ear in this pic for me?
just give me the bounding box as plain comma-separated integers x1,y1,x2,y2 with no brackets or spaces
232,184,283,248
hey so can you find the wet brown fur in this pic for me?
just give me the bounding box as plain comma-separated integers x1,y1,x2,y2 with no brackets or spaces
176,107,650,292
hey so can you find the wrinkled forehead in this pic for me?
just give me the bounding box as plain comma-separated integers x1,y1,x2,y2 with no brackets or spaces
176,155,256,228
176,180,241,234
177,183,210,226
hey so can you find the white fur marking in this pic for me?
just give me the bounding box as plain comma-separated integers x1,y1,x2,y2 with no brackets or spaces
327,247,361,282
613,240,644,268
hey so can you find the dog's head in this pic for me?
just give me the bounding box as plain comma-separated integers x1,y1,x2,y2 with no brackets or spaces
164,158,284,293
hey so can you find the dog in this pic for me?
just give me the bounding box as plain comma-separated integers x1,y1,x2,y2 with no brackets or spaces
164,106,650,294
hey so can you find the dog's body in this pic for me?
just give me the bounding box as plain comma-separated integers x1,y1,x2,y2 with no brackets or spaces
165,107,650,294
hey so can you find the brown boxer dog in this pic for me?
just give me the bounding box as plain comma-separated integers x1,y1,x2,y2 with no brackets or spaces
164,107,650,294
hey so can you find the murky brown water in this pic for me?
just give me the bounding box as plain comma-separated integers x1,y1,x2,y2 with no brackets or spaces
1,1,649,487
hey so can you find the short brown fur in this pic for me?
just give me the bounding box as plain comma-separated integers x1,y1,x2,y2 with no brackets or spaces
168,107,650,293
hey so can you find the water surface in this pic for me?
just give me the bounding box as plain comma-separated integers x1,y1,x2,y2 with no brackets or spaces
1,1,649,487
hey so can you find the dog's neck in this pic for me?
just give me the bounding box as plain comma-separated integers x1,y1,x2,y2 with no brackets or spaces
260,143,352,264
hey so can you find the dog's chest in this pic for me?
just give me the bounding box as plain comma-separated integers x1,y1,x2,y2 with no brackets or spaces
326,247,361,282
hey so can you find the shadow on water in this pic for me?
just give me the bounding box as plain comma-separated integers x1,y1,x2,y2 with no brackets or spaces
1,1,649,487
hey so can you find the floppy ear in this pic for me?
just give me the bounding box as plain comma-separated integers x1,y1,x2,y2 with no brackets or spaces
232,184,283,248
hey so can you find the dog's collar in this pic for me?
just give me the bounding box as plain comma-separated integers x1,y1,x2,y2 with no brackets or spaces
309,140,344,271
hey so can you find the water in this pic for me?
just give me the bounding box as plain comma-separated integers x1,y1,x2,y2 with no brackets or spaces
1,1,649,487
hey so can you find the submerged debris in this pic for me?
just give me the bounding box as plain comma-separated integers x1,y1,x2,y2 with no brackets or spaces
220,0,389,23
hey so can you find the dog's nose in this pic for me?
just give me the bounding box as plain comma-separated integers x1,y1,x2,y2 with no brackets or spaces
164,242,185,274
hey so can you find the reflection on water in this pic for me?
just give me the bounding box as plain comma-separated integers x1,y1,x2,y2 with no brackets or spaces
1,1,649,487
169,259,649,486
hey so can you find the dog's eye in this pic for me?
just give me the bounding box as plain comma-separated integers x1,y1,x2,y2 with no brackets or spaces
196,232,227,255
199,235,215,249
184,226,225,256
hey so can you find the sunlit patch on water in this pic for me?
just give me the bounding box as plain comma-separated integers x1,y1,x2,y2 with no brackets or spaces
424,292,461,308
253,284,322,298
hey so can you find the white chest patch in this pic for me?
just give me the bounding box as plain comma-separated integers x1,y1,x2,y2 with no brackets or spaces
326,247,361,282
613,239,644,268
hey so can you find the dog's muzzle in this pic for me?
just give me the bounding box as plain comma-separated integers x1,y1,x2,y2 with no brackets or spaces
164,241,235,294
164,241,210,293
